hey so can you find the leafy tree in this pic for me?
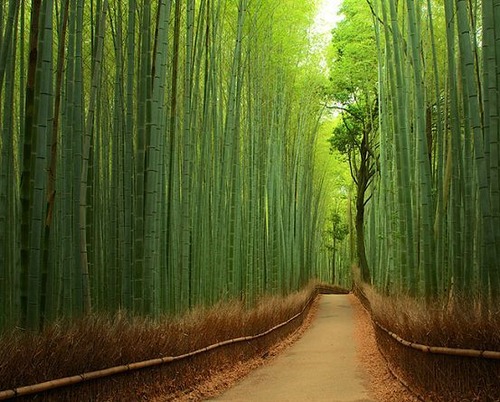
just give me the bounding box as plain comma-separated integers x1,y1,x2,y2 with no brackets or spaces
325,0,378,283
325,211,349,284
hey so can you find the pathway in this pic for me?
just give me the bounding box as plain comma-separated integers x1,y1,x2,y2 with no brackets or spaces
208,294,375,402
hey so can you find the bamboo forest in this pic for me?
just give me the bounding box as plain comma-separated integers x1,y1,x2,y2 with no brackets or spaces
0,0,499,400
0,0,331,330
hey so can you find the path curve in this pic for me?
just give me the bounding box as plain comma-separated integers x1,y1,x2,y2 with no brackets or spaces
208,294,375,402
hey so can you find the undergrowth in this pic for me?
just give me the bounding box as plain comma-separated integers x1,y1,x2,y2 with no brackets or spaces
0,283,319,401
358,283,500,402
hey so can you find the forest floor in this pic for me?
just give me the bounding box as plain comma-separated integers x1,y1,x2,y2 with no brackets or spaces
169,294,419,402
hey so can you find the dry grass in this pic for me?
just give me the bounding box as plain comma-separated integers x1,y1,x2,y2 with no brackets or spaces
0,284,318,401
366,287,500,351
165,295,322,401
350,294,419,402
358,284,500,402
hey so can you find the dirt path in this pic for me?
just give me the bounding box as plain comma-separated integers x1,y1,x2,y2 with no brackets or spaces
207,295,375,402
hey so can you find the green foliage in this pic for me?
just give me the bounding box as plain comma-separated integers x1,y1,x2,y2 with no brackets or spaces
324,0,378,284
368,0,500,306
0,0,331,331
325,0,378,180
326,0,377,103
328,104,369,157
315,118,352,286
315,119,351,200
326,211,349,244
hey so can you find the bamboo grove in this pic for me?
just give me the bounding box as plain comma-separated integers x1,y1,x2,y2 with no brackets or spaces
0,0,329,331
358,0,500,306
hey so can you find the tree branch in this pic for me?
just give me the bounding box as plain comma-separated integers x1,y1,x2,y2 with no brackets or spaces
321,103,365,123
365,0,387,30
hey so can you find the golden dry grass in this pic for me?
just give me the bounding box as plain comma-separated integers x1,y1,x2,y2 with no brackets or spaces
350,294,420,402
0,284,318,401
357,283,500,402
366,287,500,351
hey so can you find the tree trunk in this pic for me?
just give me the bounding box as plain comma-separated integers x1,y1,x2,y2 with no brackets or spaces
356,130,372,284
356,188,371,283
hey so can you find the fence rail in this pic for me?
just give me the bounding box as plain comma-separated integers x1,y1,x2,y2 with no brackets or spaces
353,285,500,360
0,288,325,400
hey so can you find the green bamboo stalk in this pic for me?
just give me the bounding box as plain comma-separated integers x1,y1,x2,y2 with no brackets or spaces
26,0,54,330
146,0,172,315
43,0,70,322
0,0,19,329
107,0,127,310
0,1,3,45
441,0,464,298
123,0,136,311
166,0,182,314
179,0,195,310
456,0,498,303
222,0,246,299
71,0,85,315
79,0,108,315
58,0,78,318
380,0,414,293
425,0,447,294
19,0,41,329
186,0,209,306
482,0,500,296
133,0,153,314
405,0,436,298
0,0,18,98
